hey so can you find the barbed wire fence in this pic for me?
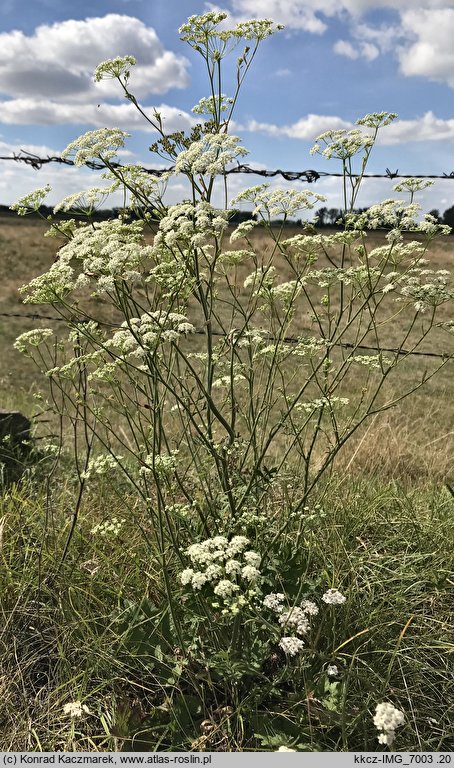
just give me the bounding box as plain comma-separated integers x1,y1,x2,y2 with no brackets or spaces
2,149,454,181
0,311,451,362
1,151,453,362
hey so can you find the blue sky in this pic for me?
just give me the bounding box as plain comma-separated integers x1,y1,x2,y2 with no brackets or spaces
2,0,454,216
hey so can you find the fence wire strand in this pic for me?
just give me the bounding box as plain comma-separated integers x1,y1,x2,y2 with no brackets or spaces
1,310,451,361
2,151,454,182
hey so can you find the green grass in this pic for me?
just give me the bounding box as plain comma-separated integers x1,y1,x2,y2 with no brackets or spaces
0,472,452,751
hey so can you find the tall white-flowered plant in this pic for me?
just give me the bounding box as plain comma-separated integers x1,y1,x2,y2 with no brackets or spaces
9,11,454,748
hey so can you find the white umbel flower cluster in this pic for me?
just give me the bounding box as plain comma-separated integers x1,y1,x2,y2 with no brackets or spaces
310,128,374,160
80,454,122,480
153,201,229,252
91,517,125,537
14,328,54,354
63,701,91,718
278,636,305,656
232,184,325,219
175,133,248,177
20,218,152,302
10,185,51,216
62,128,129,166
373,702,405,747
106,312,196,360
264,593,320,657
322,589,346,605
179,535,262,614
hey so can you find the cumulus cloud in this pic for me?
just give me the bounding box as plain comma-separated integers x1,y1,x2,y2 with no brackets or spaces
333,40,359,59
0,14,189,103
378,111,454,145
213,0,454,85
0,99,195,134
243,114,352,139
334,39,379,61
241,111,454,146
208,0,454,30
398,9,454,87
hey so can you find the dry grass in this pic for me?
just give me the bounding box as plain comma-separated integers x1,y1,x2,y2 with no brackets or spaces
1,216,453,484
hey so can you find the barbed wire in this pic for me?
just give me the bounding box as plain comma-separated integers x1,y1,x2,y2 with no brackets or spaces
2,150,454,182
1,309,451,361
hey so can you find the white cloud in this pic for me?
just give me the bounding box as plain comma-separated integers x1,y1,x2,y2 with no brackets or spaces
211,0,454,30
215,0,454,86
0,14,189,103
242,111,454,146
379,111,454,145
334,40,359,59
0,99,195,135
206,1,329,33
334,39,379,61
398,9,454,87
275,68,292,77
243,114,352,139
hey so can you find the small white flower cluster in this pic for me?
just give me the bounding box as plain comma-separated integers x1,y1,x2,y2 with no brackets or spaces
175,133,249,177
276,746,296,752
393,178,434,194
278,636,305,657
80,454,122,481
107,312,195,360
75,218,151,292
192,94,233,115
53,186,114,213
399,268,453,311
21,218,151,301
10,185,51,216
14,328,54,354
368,241,425,266
212,372,247,389
90,517,125,537
235,20,284,40
63,701,91,718
179,11,229,43
282,230,361,255
232,184,325,219
310,128,374,161
309,265,381,289
94,55,136,82
279,607,312,636
263,593,319,657
295,397,350,416
218,248,255,266
350,355,392,370
20,253,76,304
230,219,260,242
290,336,331,358
243,265,276,291
103,164,171,201
140,449,179,479
356,112,397,129
153,201,229,252
373,702,405,747
263,592,285,611
62,128,129,166
179,13,282,46
269,280,302,309
349,199,420,231
322,589,346,605
179,535,262,614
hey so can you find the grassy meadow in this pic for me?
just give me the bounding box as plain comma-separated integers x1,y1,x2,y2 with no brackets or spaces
0,215,453,752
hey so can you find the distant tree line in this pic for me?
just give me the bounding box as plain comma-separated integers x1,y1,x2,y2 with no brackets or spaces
3,203,454,230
